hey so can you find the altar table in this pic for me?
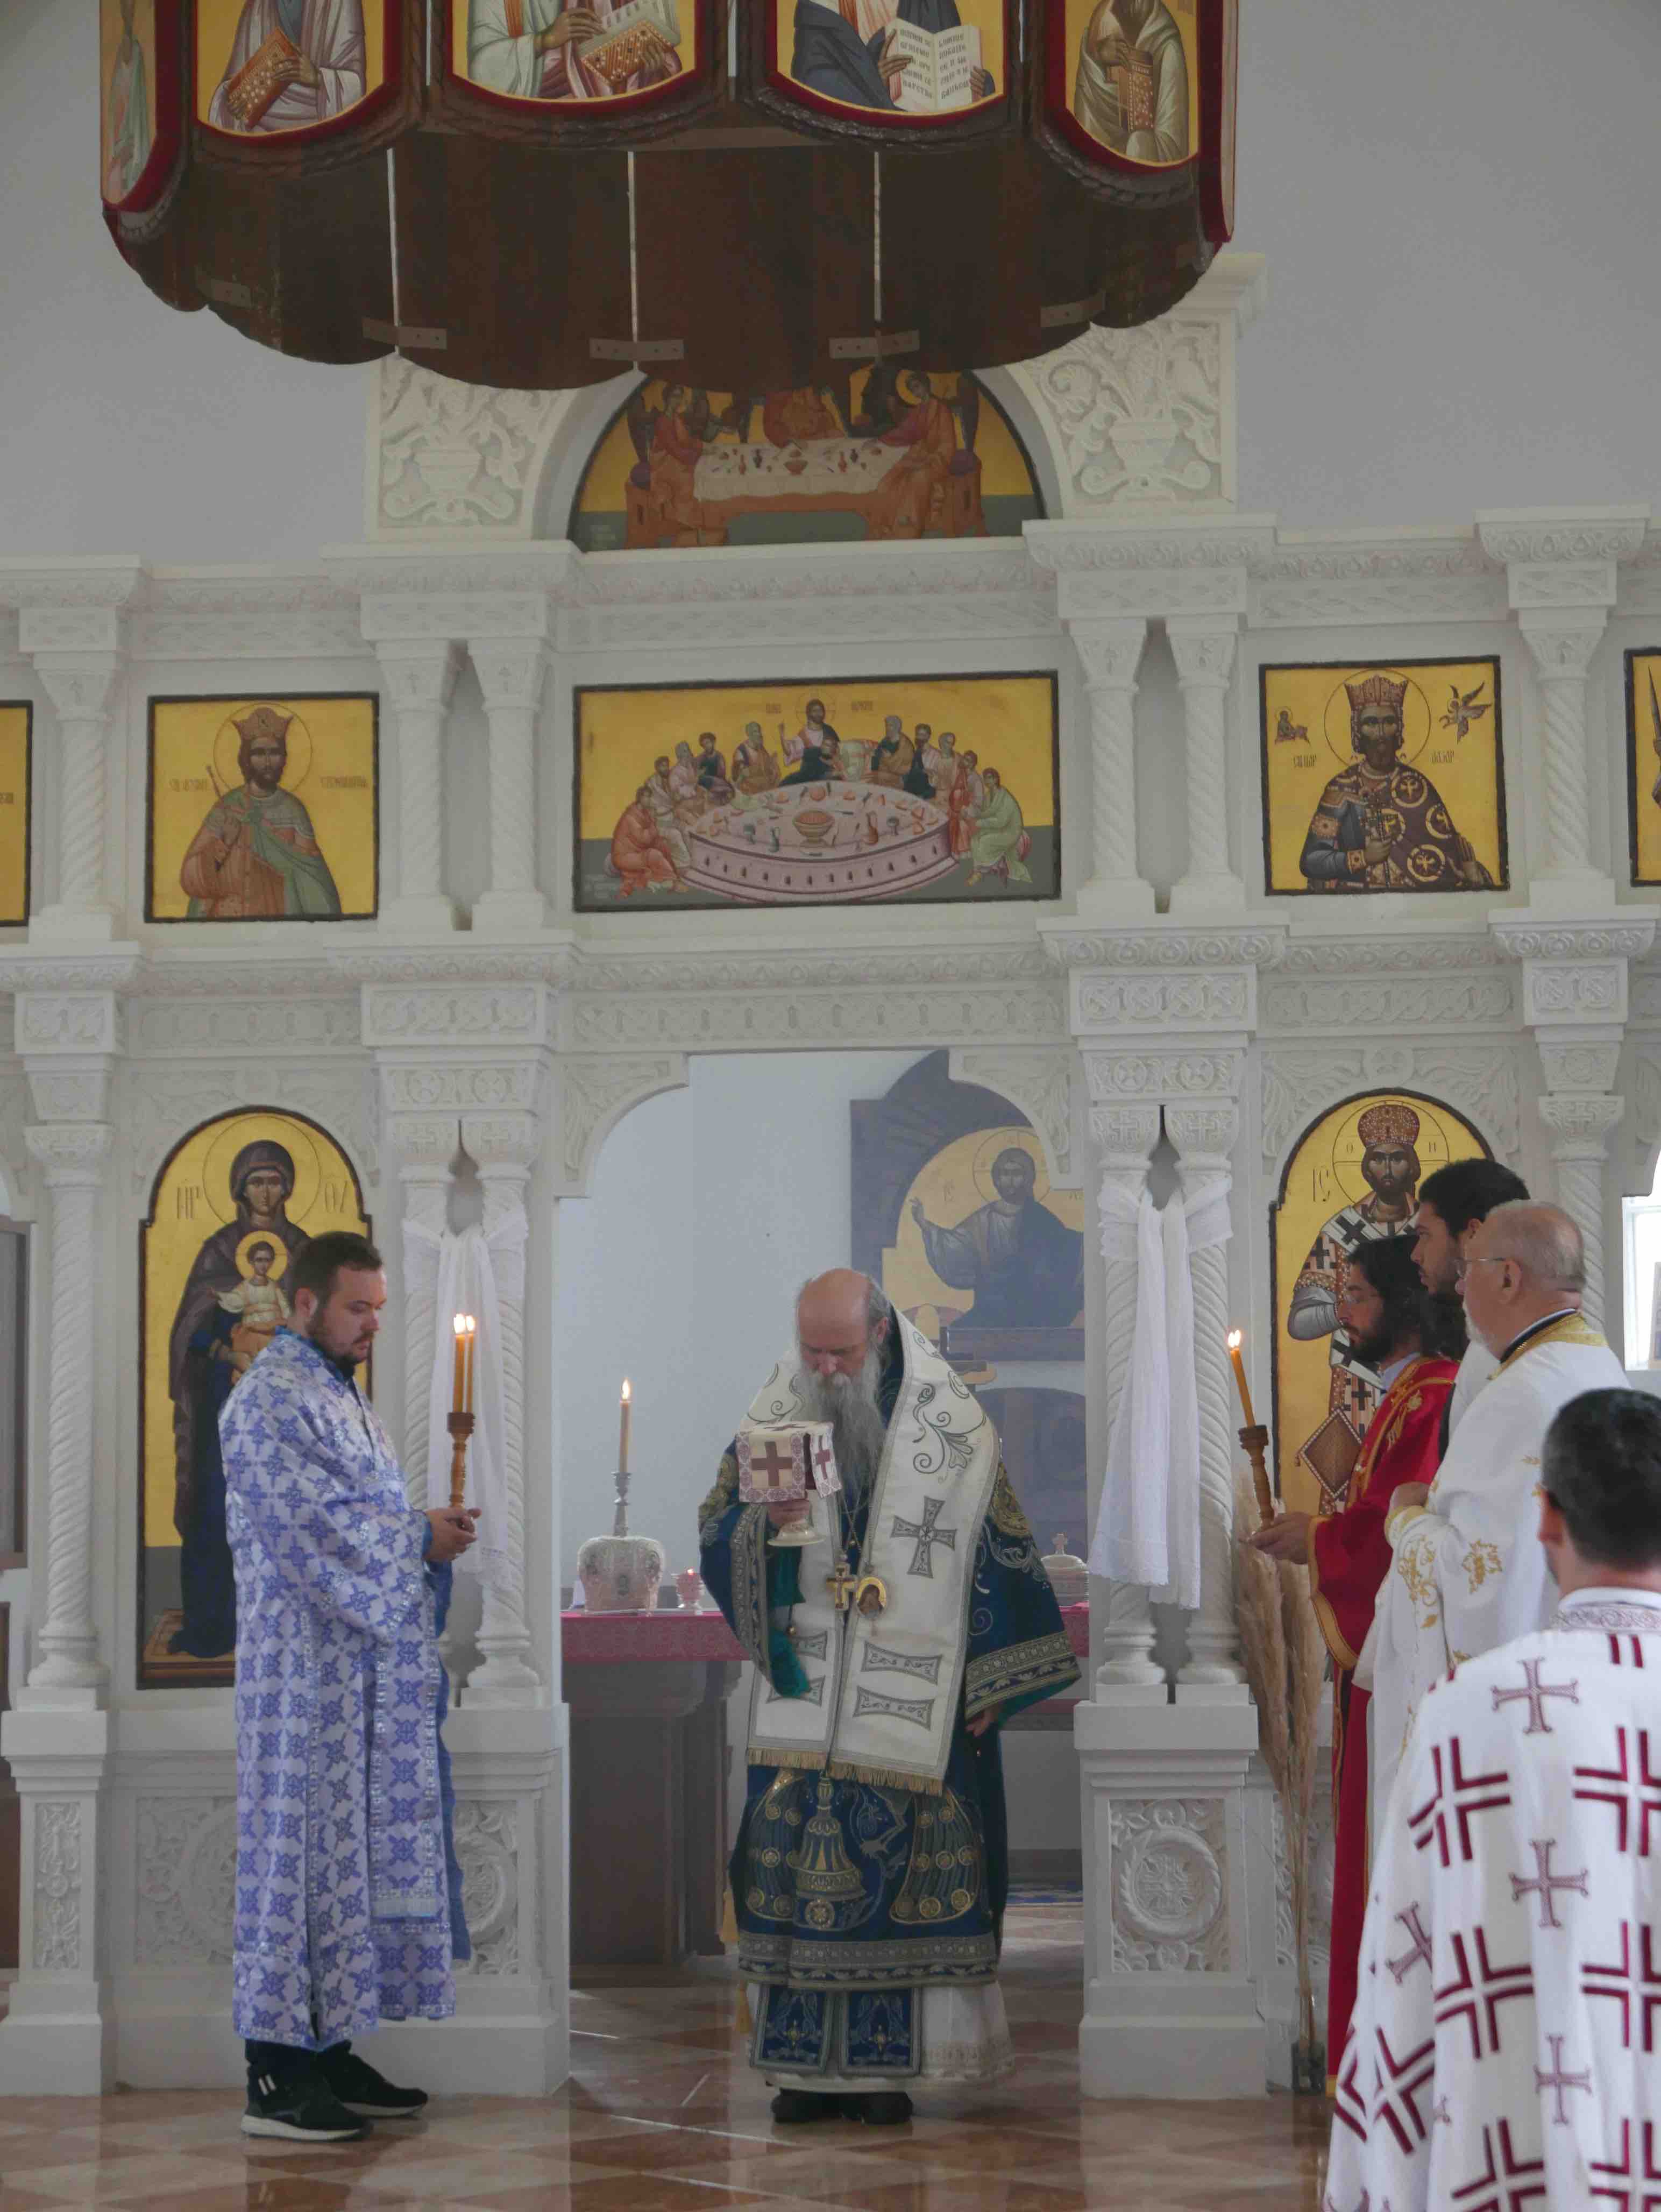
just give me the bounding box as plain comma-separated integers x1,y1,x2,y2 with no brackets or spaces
560,1601,1088,1969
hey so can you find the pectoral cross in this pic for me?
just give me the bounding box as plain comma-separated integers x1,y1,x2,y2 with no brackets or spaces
827,1555,860,1611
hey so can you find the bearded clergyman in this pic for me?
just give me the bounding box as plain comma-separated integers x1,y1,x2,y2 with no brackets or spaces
699,1270,1077,2123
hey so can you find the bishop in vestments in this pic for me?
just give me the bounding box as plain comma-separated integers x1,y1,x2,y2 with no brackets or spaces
1367,1203,1627,1838
1250,1235,1458,2083
1326,1386,1661,2210
700,1271,1077,2122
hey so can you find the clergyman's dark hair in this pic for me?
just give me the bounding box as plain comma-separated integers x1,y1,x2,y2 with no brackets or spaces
1417,1158,1529,1240
1542,1388,1661,1569
289,1231,382,1309
1348,1235,1456,1358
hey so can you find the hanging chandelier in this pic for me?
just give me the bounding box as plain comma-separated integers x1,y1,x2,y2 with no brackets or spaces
101,1,1236,394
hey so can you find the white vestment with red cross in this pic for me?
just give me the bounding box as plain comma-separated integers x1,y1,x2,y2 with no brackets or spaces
1326,1589,1661,2212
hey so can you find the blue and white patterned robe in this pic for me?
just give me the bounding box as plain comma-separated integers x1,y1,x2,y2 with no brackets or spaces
223,1328,462,2050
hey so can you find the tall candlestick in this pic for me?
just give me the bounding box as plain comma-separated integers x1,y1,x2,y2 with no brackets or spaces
619,1378,632,1472
452,1314,467,1413
1226,1328,1257,1428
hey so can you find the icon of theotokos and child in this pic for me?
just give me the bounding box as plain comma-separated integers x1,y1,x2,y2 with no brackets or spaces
607,698,1033,900
165,1140,310,1658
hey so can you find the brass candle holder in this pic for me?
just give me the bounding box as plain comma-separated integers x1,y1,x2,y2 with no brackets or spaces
448,1409,475,1510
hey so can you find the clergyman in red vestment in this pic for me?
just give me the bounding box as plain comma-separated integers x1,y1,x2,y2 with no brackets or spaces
1249,1233,1458,2086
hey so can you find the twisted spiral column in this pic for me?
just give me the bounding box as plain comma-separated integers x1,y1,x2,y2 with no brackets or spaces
1179,1230,1245,1685
379,642,460,917
1518,613,1601,882
399,1173,450,1504
25,1127,112,1691
1167,619,1242,902
1070,619,1149,905
1536,1094,1624,1332
471,643,544,902
469,1169,540,1702
31,653,121,931
1088,1101,1162,1690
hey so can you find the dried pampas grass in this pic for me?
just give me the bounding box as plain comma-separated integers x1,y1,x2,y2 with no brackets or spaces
1236,1470,1328,2066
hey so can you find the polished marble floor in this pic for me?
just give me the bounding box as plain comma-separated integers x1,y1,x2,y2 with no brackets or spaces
0,1897,1329,2209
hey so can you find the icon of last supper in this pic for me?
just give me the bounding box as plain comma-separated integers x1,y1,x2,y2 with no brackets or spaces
576,674,1059,910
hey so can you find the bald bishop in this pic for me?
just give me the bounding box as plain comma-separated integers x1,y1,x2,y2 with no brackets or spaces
699,1271,1078,2123
1367,1203,1627,1835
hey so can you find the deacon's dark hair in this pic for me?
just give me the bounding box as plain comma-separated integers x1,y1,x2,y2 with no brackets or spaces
1348,1235,1452,1358
289,1231,382,1310
1417,1158,1529,1240
1542,1388,1661,1569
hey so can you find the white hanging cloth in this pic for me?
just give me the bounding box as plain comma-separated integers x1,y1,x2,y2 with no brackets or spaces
1088,1175,1230,1613
410,1215,527,1590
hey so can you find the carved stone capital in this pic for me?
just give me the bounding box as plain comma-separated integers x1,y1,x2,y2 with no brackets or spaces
25,1123,112,1184
464,1111,544,1176
382,1111,463,1173
1084,1048,1245,1104
28,651,123,725
470,638,551,712
1165,1101,1240,1166
380,1059,545,1118
1492,914,1655,967
24,1064,114,1125
374,637,463,712
1515,606,1607,678
1537,1093,1624,1154
1518,960,1627,1028
1538,1039,1622,1095
17,601,125,657
1477,505,1648,572
1165,616,1240,688
1088,1101,1162,1168
1067,615,1147,691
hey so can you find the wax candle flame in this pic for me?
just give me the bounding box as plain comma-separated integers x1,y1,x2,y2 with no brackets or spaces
455,1314,466,1337
1226,1328,1243,1351
621,1378,631,1403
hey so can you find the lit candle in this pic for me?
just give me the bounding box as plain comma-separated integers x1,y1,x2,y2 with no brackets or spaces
1226,1329,1257,1428
462,1315,477,1414
619,1378,632,1473
452,1314,467,1412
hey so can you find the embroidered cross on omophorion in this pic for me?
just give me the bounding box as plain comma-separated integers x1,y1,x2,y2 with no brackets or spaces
1535,2033,1593,2126
1491,1658,1580,1735
892,1494,957,1578
1387,1903,1433,1983
1508,1839,1589,1929
1573,1725,1661,1857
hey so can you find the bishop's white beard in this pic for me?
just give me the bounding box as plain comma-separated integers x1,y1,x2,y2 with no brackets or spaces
799,1343,888,1505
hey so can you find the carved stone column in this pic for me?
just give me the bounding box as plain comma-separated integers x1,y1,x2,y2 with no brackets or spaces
1165,1100,1246,1695
470,637,549,934
1493,915,1654,1334
22,610,126,940
1478,508,1647,908
1069,618,1154,918
1167,618,1245,913
1087,1100,1163,1695
376,639,462,933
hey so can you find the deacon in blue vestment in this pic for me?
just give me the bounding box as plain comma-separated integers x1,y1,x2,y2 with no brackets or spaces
700,1270,1077,2124
222,1232,477,2146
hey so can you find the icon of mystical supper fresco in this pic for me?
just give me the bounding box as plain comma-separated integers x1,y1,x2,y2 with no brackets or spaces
577,675,1059,911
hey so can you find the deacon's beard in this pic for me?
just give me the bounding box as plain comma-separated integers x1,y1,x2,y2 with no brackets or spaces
800,1343,887,1503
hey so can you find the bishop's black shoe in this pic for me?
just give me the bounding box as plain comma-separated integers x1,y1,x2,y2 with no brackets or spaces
848,2091,913,2125
770,2088,847,2123
242,2068,371,2142
316,2042,429,2119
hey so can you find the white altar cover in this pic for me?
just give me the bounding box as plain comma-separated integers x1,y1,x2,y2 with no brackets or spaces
1326,1589,1661,2212
1367,1315,1626,1841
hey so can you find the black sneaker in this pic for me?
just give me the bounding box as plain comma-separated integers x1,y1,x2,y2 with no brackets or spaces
771,2088,847,2123
242,2068,371,2142
848,2090,913,2125
316,2044,429,2119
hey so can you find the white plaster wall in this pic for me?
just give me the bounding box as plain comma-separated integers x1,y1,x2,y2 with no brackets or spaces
4,0,1661,557
555,1047,920,1583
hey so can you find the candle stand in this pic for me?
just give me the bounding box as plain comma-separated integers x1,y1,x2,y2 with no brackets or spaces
1239,1422,1275,1529
578,1465,667,1612
448,1410,475,1509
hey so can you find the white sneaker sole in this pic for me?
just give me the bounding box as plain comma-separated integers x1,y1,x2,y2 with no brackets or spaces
340,2102,424,2118
241,2113,368,2140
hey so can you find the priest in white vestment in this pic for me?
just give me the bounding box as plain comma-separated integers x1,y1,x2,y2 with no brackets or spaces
1328,1386,1661,2211
1409,1155,1530,1449
1368,1203,1627,1839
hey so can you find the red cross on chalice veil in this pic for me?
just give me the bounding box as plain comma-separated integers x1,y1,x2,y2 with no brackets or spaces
812,1435,837,1491
749,1437,798,1494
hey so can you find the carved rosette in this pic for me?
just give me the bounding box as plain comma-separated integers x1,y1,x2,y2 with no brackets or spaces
1110,1797,1229,1972
135,1799,238,1966
453,1801,522,1977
